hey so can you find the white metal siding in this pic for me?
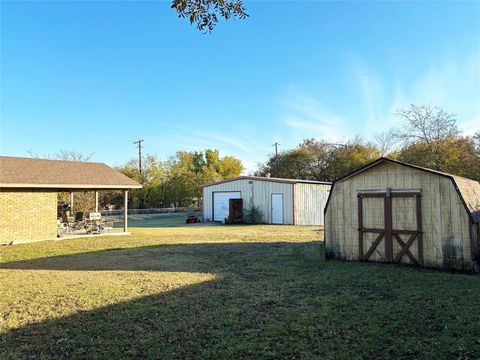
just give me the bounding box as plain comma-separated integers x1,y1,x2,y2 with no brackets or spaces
294,183,330,226
203,179,331,225
203,179,293,224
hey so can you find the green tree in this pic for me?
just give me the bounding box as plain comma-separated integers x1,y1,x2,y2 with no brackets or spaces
393,105,479,181
398,135,480,181
257,140,330,180
162,151,200,207
171,0,248,32
328,139,381,179
257,138,380,181
204,149,243,180
117,155,167,209
218,156,244,178
114,149,243,209
163,149,243,207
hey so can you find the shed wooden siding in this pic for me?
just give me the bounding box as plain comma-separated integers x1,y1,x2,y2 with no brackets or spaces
325,161,473,270
202,179,294,224
294,183,330,226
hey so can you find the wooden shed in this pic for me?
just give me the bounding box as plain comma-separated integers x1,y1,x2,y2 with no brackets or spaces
0,156,141,244
202,176,331,225
324,158,480,272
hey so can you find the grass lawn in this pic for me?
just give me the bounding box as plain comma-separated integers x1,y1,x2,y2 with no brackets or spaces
1,224,479,359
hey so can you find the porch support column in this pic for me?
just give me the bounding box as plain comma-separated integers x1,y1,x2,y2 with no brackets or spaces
95,191,99,212
124,190,128,233
69,192,74,212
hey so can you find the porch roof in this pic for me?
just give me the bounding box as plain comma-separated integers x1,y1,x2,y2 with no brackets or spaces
0,156,141,191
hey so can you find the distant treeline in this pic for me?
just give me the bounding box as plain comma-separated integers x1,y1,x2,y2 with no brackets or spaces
50,104,480,211
257,105,479,183
109,149,243,209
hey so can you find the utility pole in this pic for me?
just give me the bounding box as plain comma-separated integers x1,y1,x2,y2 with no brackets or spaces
133,139,144,175
272,142,280,166
133,139,144,210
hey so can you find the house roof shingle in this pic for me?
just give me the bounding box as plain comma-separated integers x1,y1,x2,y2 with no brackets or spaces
0,156,141,190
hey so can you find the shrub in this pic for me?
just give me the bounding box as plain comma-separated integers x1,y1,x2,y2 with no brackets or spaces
243,205,264,224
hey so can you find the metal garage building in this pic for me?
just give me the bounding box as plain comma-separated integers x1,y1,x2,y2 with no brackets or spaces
202,176,331,225
324,158,480,272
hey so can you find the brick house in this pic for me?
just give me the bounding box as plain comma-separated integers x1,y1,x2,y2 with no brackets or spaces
0,156,141,244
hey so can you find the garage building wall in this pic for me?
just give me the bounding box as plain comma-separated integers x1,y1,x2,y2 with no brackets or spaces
203,179,294,224
0,190,57,244
294,183,330,226
325,161,473,270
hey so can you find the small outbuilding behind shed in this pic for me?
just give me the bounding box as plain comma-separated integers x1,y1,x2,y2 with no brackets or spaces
202,176,331,225
324,158,480,272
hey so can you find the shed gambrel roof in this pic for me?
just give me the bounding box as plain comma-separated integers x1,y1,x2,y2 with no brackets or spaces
201,176,331,188
0,156,141,190
325,157,480,223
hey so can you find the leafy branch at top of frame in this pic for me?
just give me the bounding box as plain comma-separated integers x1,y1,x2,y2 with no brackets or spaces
171,0,249,32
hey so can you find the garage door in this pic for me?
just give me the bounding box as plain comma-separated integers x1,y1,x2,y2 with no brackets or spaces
213,192,241,222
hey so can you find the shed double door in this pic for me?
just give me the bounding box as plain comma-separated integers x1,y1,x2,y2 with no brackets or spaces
358,188,423,266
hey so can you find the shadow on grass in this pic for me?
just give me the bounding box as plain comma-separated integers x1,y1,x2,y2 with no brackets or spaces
0,242,322,273
1,242,479,359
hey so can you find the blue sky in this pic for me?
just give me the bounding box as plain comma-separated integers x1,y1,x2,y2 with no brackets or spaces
1,1,479,173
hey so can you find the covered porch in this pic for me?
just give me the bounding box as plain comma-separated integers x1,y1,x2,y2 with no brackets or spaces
58,188,132,238
0,156,141,245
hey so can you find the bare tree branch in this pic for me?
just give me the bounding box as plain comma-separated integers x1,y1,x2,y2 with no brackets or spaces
473,131,480,154
28,149,95,162
373,129,401,156
396,104,458,145
395,104,460,170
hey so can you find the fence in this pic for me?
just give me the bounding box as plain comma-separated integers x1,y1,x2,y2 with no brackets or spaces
100,207,192,218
